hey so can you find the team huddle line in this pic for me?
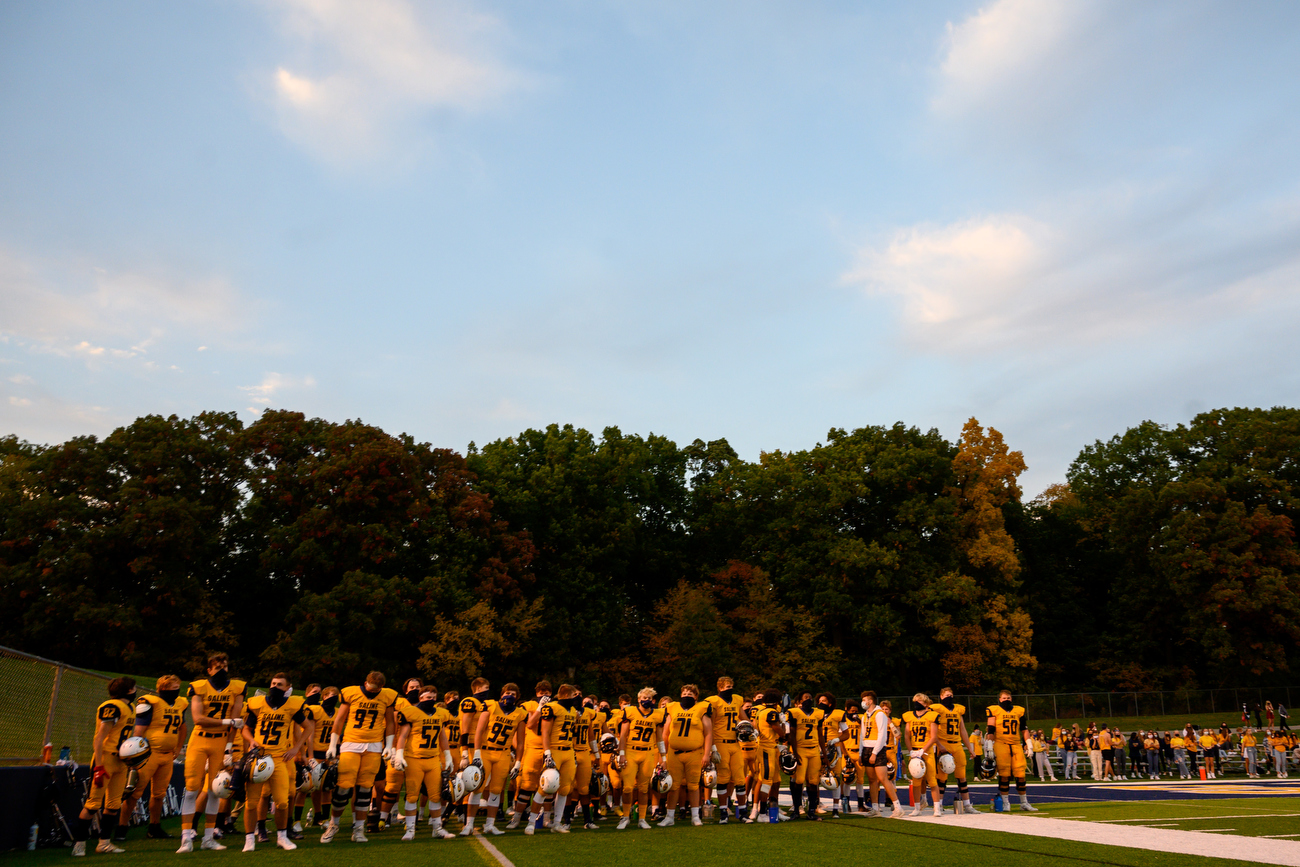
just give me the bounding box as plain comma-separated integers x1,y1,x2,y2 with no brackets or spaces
68,653,1042,855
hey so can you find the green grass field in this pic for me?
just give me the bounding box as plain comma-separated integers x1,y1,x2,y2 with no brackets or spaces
5,798,1296,867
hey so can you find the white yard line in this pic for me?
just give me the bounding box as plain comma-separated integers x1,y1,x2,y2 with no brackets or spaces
1098,813,1300,822
906,814,1300,866
1264,835,1300,839
475,835,515,867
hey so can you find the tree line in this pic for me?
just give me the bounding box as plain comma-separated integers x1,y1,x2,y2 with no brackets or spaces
1,406,1297,697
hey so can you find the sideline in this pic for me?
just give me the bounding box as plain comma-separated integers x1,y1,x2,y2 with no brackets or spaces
906,813,1300,866
475,833,517,867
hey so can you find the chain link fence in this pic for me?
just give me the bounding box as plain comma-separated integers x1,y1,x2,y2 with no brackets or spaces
0,646,155,766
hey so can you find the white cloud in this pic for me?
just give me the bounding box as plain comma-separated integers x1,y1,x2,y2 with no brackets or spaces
844,197,1300,354
240,372,317,412
0,248,248,366
933,0,1086,113
266,0,527,166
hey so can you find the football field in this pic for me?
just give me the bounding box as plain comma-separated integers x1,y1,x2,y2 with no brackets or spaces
10,781,1300,867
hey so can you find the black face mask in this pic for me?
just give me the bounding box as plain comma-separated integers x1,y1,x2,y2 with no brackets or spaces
209,669,230,691
305,693,321,706
159,689,180,705
598,705,610,713
818,702,831,713
500,695,517,711
1000,699,1014,712
941,697,955,710
322,697,339,715
640,700,655,710
719,689,733,702
801,700,814,713
417,699,438,713
362,684,380,699
406,689,421,705
474,688,491,701
268,687,286,708
679,695,696,710
846,707,859,719
912,701,926,714
583,700,595,710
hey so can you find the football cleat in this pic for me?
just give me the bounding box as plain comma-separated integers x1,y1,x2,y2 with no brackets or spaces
351,826,368,843
200,838,226,851
276,836,296,851
616,816,630,830
319,822,338,844
242,837,255,853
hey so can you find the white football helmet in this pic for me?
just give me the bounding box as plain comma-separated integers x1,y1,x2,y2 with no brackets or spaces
701,769,717,788
655,771,674,794
820,771,839,790
826,742,843,766
248,754,275,784
593,771,610,796
460,765,484,793
908,757,927,780
211,770,235,799
119,736,152,769
307,762,326,792
938,753,957,775
540,767,561,795
451,774,466,802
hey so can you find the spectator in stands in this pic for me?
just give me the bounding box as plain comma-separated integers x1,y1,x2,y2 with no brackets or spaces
1062,731,1079,780
1269,729,1288,777
1198,726,1219,779
1144,731,1161,780
1254,703,1264,728
1128,730,1144,776
1171,730,1189,778
1242,728,1259,778
1279,703,1291,732
1266,701,1276,728
1184,725,1200,777
1087,728,1103,780
1160,731,1174,774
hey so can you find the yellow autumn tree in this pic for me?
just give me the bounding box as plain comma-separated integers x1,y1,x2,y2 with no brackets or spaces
935,418,1037,690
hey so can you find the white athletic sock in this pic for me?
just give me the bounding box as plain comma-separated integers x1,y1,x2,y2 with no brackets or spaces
691,807,699,819
465,816,476,831
553,795,567,825
202,828,214,843
353,819,363,830
483,817,495,830
277,830,287,842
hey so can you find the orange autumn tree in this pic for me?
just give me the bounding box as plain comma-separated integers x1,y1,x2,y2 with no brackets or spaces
935,418,1037,690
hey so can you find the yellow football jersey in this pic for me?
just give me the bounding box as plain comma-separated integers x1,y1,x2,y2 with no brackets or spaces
479,699,528,750
458,696,486,747
444,701,462,745
705,694,745,742
96,698,137,756
842,711,862,752
986,705,1026,745
540,701,579,749
308,704,333,751
521,699,543,751
931,702,966,746
136,694,188,752
397,703,452,759
788,707,825,754
902,709,939,751
821,708,847,744
339,685,397,743
755,704,784,748
623,706,666,751
574,706,599,751
244,694,308,758
186,677,247,745
664,700,711,751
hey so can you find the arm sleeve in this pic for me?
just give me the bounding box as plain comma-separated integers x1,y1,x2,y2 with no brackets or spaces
870,711,887,751
292,708,307,724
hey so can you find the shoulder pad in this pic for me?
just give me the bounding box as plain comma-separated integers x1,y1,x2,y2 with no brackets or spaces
136,701,151,714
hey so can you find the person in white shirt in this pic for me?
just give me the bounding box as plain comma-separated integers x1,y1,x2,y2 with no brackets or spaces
857,691,903,818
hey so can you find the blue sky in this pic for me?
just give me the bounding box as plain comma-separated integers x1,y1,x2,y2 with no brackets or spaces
2,0,1299,495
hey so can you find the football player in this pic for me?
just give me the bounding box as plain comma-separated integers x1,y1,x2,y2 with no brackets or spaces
507,681,552,830
178,653,247,853
738,697,760,819
600,696,630,818
987,689,1036,811
457,678,492,829
71,677,137,856
816,693,849,817
566,693,600,830
292,685,335,833
320,671,398,843
750,689,787,824
858,692,903,818
786,691,825,820
239,673,313,851
377,678,424,832
658,684,713,826
615,687,665,830
525,683,581,834
902,693,942,817
705,677,747,824
119,675,187,841
470,682,528,835
392,685,456,840
841,698,865,812
932,687,976,813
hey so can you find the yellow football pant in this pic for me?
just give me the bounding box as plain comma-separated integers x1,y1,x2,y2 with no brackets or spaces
667,747,704,791
553,748,577,797
793,751,822,785
601,753,622,791
521,748,545,792
244,760,291,832
337,750,382,789
994,742,1027,777
184,734,228,791
85,752,128,812
574,751,593,797
715,741,745,786
757,747,780,786
937,745,967,782
403,755,444,804
483,749,513,796
623,750,658,794
135,749,175,804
